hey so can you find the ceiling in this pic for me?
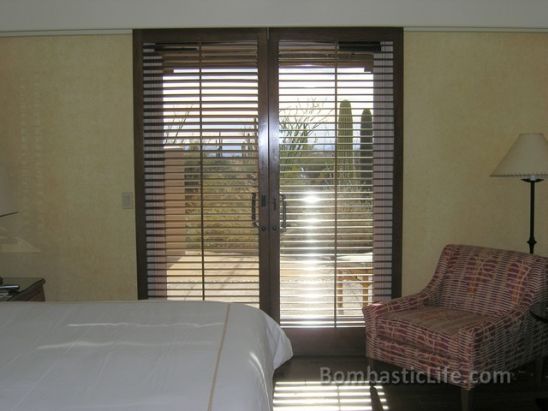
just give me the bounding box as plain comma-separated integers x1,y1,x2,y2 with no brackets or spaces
1,0,547,34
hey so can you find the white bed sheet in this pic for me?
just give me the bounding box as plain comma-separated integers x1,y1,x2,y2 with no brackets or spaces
0,301,292,411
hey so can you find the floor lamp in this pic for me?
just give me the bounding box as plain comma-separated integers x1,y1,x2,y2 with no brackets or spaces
492,133,548,254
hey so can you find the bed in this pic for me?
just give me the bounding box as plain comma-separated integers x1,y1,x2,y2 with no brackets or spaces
0,300,292,411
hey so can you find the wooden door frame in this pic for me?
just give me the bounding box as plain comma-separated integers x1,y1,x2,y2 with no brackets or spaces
133,27,403,355
267,27,403,355
132,29,273,311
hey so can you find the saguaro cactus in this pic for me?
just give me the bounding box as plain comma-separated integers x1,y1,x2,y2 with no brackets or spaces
337,100,355,185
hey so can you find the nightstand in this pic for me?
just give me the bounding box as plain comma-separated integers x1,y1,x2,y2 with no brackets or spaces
0,277,46,302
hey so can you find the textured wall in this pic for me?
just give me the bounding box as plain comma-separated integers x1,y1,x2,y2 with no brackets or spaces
1,32,547,301
0,35,136,300
403,31,548,294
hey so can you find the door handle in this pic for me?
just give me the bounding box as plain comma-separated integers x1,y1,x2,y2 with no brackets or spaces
252,193,267,229
280,193,287,233
251,192,259,228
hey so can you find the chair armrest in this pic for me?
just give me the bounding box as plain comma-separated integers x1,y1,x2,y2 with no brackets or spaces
457,307,529,370
362,291,431,328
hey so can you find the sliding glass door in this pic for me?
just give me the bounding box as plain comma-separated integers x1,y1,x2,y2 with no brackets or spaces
133,30,269,308
268,29,402,352
276,37,376,327
134,28,402,354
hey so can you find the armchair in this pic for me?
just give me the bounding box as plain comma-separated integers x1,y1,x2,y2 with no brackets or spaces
363,244,548,410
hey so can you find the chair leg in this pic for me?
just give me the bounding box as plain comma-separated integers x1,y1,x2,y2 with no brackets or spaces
461,387,474,411
536,357,544,386
369,384,384,411
367,358,378,383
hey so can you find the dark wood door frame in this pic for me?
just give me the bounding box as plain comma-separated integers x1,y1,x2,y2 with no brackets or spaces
133,27,403,355
133,28,272,307
266,31,281,321
266,27,403,355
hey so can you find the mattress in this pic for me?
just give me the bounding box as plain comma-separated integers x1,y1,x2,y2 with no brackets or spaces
0,301,293,411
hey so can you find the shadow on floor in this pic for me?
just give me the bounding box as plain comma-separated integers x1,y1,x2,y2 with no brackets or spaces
274,356,548,411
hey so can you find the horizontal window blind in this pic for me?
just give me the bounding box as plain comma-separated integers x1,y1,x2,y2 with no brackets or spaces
277,38,397,327
135,29,403,344
139,36,261,305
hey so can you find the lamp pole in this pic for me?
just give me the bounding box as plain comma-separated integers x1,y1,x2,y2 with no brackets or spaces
523,177,542,254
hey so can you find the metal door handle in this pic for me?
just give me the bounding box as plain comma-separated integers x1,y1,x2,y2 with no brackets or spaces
280,194,287,232
251,192,259,228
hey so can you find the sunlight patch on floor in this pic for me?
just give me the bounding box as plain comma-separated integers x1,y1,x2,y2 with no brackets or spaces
273,380,388,411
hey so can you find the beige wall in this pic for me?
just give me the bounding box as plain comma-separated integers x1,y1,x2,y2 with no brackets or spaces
1,31,547,300
0,35,137,300
403,32,548,294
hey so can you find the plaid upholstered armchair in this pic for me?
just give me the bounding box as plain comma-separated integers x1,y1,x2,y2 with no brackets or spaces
363,244,548,411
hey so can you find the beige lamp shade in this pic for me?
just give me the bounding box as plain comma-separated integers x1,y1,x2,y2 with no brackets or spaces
492,133,548,179
0,164,17,217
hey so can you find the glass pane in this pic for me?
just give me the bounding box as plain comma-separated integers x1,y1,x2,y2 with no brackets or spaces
142,40,261,306
278,40,379,327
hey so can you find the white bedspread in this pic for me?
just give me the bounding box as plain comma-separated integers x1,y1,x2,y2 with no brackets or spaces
0,301,292,411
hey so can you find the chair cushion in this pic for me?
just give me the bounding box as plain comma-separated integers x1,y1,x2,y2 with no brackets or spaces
376,306,495,359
